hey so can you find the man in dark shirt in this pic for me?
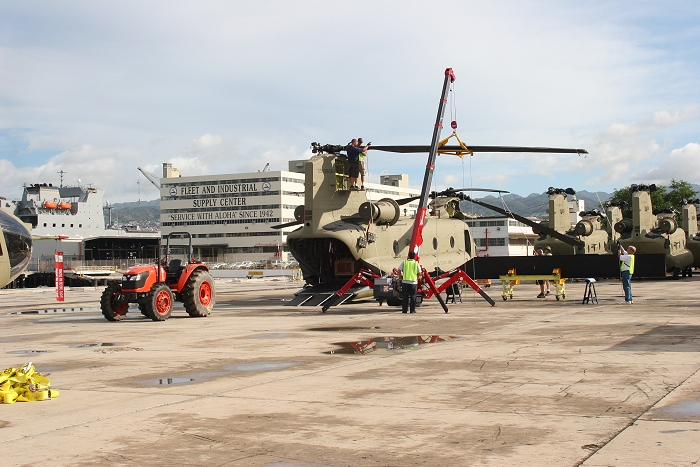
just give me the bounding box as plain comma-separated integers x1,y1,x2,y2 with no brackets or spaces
345,139,369,190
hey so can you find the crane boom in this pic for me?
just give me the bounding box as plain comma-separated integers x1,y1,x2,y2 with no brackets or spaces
409,68,455,261
138,167,161,190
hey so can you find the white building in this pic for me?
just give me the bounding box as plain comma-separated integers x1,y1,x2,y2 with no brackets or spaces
159,163,420,262
568,197,585,226
465,215,542,257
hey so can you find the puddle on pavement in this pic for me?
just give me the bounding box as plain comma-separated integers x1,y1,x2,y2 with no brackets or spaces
655,399,700,419
141,377,197,386
137,361,304,386
308,326,380,332
249,333,292,339
72,343,119,348
7,349,52,354
327,335,457,355
264,462,346,467
0,336,30,343
226,361,302,372
3,306,108,316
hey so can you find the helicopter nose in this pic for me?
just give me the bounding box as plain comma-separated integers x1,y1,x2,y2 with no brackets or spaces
0,210,33,282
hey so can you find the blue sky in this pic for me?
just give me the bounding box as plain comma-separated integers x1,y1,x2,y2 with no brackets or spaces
1,1,699,202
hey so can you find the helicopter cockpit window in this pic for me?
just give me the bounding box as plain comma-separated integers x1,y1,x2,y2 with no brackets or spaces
392,240,400,256
432,237,438,250
0,210,33,282
464,230,472,256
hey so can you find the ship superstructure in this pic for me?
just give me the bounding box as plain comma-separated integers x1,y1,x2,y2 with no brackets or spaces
7,183,159,270
14,183,107,236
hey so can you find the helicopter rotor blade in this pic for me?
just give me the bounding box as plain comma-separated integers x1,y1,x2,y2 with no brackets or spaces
369,145,588,154
462,196,585,248
271,220,303,230
395,196,421,206
395,188,509,206
441,188,510,194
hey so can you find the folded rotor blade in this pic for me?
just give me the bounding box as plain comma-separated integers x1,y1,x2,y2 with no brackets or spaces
370,145,588,154
463,196,585,248
271,220,303,230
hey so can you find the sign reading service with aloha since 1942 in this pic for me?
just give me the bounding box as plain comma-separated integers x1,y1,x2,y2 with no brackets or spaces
167,181,276,221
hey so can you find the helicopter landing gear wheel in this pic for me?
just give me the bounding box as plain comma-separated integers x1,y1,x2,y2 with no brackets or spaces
147,284,174,321
184,270,215,317
673,268,680,280
101,282,129,321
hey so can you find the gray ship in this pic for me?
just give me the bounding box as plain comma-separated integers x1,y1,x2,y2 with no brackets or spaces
6,183,159,274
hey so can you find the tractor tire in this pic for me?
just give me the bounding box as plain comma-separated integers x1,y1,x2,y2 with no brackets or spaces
146,284,174,321
101,282,129,321
183,270,215,317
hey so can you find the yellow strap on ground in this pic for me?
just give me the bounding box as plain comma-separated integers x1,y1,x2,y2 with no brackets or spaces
0,363,58,404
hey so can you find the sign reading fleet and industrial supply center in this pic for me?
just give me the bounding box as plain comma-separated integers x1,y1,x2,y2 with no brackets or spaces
166,181,278,222
178,182,260,196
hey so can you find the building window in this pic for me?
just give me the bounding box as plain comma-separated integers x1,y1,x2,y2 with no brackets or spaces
475,238,506,247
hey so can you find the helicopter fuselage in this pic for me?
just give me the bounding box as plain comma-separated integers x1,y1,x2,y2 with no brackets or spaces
287,154,475,286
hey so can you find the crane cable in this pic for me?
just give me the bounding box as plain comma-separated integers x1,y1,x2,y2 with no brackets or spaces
578,152,610,227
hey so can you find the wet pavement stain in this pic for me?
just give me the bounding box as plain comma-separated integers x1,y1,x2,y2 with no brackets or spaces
249,333,293,339
654,399,700,420
72,342,119,348
136,362,305,386
2,306,113,316
226,362,303,372
326,335,457,355
308,326,380,332
609,325,700,352
142,377,196,386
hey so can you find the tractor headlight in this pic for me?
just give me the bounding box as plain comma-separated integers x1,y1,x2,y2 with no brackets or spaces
123,272,146,282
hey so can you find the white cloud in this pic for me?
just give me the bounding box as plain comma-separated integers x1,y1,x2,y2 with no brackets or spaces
638,143,700,185
184,134,223,154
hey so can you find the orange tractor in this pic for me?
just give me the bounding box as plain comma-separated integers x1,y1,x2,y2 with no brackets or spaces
100,232,215,321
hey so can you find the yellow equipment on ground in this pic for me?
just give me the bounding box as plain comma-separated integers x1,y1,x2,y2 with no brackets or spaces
0,363,59,404
499,268,567,301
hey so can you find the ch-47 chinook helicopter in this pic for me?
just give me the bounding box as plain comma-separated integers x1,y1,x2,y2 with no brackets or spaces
458,187,613,256
458,185,669,279
0,209,33,288
279,68,589,311
613,184,694,278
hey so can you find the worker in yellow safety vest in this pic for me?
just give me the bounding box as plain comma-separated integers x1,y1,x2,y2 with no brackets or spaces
618,242,636,304
398,251,421,313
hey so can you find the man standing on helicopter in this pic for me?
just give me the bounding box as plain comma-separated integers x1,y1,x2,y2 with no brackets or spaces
345,138,369,191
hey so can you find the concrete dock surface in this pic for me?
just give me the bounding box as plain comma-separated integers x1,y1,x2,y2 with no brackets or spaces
1,277,700,466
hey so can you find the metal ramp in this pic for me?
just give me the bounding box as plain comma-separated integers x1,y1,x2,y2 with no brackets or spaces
286,283,368,307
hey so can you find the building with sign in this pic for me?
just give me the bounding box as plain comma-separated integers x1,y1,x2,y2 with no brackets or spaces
465,215,542,257
159,163,420,262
